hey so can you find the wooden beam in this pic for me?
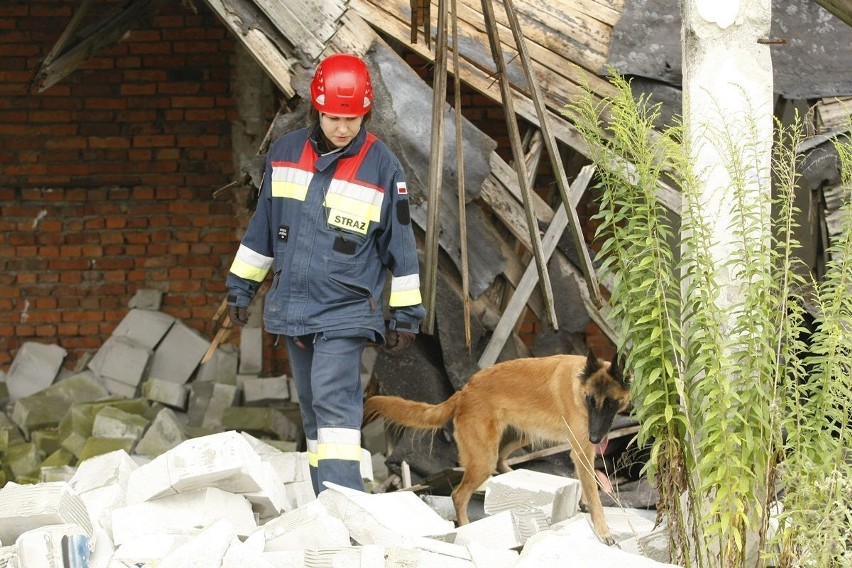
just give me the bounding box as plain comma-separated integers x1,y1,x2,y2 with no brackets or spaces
478,165,596,368
32,0,167,93
202,0,296,98
813,0,852,27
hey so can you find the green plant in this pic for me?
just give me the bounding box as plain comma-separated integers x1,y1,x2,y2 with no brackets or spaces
565,73,852,567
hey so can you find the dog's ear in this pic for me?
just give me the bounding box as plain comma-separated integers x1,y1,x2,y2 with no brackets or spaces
610,352,627,386
582,350,600,380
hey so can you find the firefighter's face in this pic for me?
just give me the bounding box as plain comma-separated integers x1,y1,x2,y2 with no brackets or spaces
319,113,363,148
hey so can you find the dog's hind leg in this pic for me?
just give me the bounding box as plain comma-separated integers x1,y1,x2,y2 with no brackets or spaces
496,433,528,473
452,417,501,525
571,440,614,545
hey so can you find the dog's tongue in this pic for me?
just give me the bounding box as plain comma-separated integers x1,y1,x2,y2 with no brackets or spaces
594,435,609,456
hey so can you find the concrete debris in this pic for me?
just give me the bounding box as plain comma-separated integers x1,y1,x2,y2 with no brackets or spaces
0,305,680,566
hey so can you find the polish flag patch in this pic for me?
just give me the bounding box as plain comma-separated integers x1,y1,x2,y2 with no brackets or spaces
397,182,408,195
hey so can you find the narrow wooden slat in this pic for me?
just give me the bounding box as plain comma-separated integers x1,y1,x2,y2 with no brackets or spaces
33,0,167,93
422,0,450,335
479,0,558,329
502,0,602,307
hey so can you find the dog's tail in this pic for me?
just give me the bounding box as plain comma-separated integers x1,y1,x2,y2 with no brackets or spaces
364,392,460,431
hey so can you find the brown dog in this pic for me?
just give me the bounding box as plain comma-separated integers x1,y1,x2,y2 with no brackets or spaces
363,350,630,544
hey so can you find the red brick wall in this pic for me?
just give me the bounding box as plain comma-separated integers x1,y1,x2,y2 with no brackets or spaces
0,6,611,374
0,1,241,371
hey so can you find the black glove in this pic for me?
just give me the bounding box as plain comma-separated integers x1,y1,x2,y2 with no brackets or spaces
384,328,415,353
228,304,249,326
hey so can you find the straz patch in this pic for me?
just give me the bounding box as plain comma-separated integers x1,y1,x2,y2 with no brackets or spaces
278,225,289,241
328,209,368,234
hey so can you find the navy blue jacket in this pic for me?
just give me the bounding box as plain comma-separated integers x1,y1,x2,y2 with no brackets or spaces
227,125,426,339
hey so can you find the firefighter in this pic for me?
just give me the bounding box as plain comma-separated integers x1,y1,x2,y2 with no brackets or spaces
225,53,425,494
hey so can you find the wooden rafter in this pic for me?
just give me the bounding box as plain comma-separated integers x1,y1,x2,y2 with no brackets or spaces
31,0,168,93
814,0,852,27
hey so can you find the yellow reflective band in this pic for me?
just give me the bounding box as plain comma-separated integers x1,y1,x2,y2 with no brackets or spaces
324,191,382,223
389,274,422,307
230,244,272,282
316,442,363,462
271,166,312,200
389,287,423,307
307,451,319,467
272,181,308,200
307,439,318,467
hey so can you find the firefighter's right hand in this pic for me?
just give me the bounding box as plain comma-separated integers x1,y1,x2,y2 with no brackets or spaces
228,305,249,326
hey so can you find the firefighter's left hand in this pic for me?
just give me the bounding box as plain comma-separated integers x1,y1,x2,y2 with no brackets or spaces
384,328,415,353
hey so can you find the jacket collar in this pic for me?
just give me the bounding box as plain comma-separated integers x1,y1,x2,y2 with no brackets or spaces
309,125,367,172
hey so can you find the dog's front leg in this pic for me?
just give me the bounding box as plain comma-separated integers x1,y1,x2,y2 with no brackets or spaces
571,443,614,545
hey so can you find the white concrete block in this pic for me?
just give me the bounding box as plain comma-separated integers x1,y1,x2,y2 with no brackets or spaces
318,482,455,547
221,534,275,568
148,320,210,384
6,342,67,402
187,382,239,429
246,500,349,552
466,542,519,568
258,550,305,567
111,308,175,350
90,336,152,390
515,529,682,567
240,433,303,483
111,487,257,546
283,480,317,510
15,523,89,568
158,518,236,568
195,343,239,385
91,407,150,442
133,407,188,458
484,468,581,522
0,482,92,546
243,461,289,521
98,376,138,399
238,327,263,375
242,376,290,405
454,510,525,549
126,430,266,504
551,506,658,545
111,534,191,566
617,524,672,564
127,289,164,311
141,377,188,409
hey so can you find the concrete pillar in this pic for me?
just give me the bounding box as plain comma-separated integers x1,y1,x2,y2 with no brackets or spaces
681,1,773,565
682,0,773,313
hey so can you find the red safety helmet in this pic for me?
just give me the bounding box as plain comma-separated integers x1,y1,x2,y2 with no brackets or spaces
310,53,373,117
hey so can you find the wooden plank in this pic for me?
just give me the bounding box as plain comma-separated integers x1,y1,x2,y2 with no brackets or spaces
479,0,558,329
813,0,852,28
422,0,451,334
202,0,295,98
33,0,167,92
477,201,569,367
501,0,602,307
253,0,327,59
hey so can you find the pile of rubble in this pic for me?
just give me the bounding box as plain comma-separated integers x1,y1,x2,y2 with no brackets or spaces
0,431,679,567
0,292,680,566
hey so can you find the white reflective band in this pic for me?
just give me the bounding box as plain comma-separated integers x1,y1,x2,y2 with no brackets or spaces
389,274,423,307
391,273,420,293
271,166,312,200
325,180,383,222
317,428,362,463
318,427,361,445
229,244,273,282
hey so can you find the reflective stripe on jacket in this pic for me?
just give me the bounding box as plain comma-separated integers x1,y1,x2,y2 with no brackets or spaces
226,125,425,337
